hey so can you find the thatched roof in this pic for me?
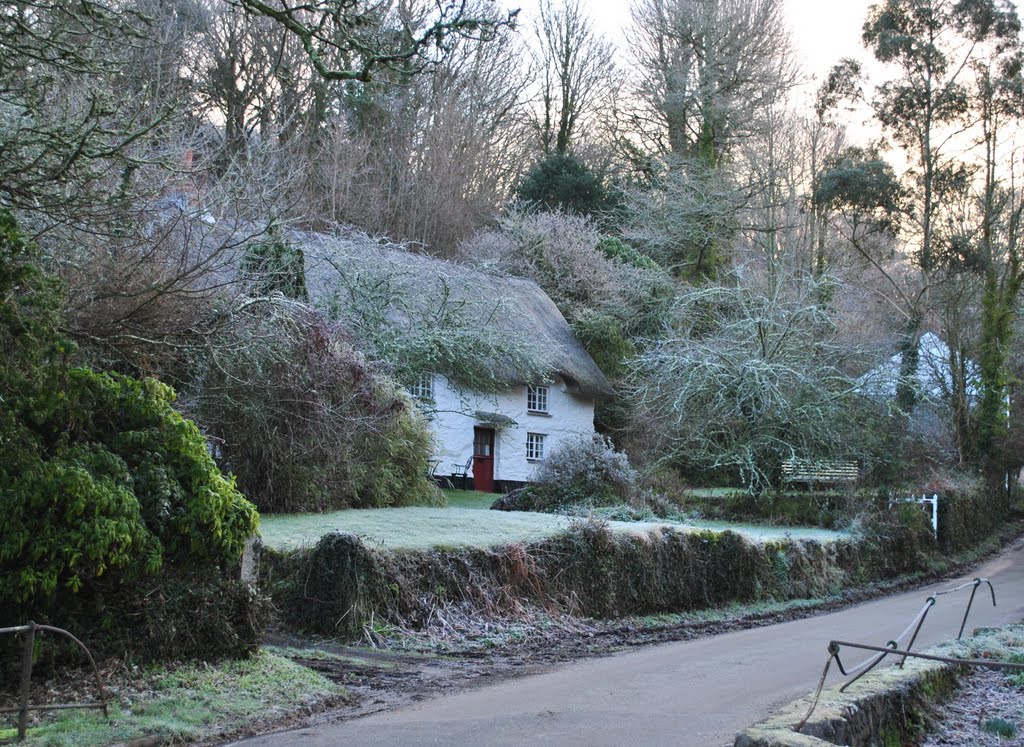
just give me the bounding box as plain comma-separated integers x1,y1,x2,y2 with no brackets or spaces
296,228,613,398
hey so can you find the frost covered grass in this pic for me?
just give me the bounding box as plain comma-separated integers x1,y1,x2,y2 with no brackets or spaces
441,488,494,509
678,519,844,543
259,507,846,551
1,651,346,747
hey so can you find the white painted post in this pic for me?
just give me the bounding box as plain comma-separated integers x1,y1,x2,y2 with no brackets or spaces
889,493,939,540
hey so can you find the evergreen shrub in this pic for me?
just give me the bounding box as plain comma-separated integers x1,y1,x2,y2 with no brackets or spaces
515,151,608,216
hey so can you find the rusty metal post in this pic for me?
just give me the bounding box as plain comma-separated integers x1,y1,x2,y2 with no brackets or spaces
17,622,35,741
899,596,935,668
958,579,983,640
35,624,109,718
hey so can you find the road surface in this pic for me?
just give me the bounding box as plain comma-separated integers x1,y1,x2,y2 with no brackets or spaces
241,537,1024,746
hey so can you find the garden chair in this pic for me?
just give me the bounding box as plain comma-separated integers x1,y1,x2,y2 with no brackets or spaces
429,460,454,490
450,456,473,490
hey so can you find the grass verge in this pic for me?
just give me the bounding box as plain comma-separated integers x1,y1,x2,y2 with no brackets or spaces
2,651,348,746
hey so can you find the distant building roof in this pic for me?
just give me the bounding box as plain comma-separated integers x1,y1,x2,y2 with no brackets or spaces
858,332,979,401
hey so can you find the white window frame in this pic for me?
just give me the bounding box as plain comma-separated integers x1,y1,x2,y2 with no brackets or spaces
410,372,433,400
527,384,549,414
526,432,547,461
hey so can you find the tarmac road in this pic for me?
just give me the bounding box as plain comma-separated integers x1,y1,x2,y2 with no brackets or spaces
238,537,1024,746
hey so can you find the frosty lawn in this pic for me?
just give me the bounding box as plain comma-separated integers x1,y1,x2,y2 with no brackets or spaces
3,652,344,747
258,506,846,552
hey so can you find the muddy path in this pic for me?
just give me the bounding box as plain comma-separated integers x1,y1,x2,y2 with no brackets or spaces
260,602,854,723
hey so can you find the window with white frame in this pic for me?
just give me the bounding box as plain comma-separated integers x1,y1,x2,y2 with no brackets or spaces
526,432,547,461
527,385,549,413
410,372,433,400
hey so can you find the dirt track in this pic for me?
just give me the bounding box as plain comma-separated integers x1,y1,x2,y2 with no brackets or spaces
236,538,1024,747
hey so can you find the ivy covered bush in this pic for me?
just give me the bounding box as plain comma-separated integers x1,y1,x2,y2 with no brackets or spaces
3,371,258,601
0,209,260,663
192,304,436,513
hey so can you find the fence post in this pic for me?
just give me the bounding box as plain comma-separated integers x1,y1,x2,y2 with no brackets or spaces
17,621,35,741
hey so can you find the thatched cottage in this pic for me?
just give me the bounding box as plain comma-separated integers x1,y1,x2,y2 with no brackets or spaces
300,230,612,492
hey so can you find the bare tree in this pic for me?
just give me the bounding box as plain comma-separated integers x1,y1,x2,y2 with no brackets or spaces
0,1,154,222
620,0,797,280
628,0,797,165
530,0,618,155
190,1,281,159
622,157,741,278
308,25,532,250
734,102,821,273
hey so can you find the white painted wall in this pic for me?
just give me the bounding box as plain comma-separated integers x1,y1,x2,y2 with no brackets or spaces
423,374,597,485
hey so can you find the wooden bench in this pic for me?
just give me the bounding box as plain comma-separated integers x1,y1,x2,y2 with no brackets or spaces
781,459,859,485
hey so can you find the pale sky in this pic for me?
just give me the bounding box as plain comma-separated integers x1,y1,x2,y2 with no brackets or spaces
506,0,878,79
508,0,1017,86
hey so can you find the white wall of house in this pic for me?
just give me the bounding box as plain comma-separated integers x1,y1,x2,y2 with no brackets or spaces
423,374,597,485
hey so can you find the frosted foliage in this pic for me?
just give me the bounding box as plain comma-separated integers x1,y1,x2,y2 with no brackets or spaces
627,267,873,491
463,211,667,326
535,434,638,499
622,162,740,277
0,100,24,138
190,301,435,512
471,212,616,314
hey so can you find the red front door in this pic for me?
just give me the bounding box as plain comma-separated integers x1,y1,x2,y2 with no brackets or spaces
472,427,495,492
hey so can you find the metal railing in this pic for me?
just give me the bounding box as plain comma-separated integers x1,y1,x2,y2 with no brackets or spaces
1,622,109,741
795,578,1019,733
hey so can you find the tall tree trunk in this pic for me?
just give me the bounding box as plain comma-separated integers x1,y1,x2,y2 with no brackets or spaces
896,312,922,414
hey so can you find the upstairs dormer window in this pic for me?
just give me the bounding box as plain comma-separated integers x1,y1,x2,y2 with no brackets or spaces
527,384,549,414
410,372,433,401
